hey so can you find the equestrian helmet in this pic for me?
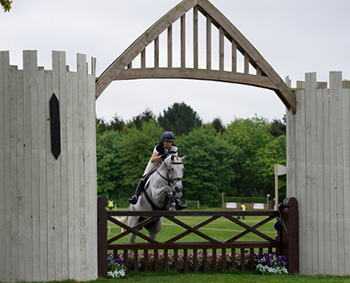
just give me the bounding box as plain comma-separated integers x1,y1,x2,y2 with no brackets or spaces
161,131,175,142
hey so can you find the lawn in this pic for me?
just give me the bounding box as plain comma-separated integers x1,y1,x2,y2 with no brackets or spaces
107,207,277,244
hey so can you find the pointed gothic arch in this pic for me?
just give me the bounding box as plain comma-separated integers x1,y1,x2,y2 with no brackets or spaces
96,0,296,113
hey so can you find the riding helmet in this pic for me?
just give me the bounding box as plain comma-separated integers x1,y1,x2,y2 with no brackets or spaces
161,131,175,142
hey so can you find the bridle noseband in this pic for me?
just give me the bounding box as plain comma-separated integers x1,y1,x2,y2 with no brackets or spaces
156,160,183,187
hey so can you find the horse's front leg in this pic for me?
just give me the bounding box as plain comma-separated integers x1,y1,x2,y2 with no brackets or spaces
154,185,176,209
128,216,138,243
147,218,162,241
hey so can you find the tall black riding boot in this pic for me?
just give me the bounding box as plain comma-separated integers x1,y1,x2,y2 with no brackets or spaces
128,178,146,204
175,200,187,210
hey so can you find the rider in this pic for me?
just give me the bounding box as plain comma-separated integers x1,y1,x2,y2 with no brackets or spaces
128,131,186,210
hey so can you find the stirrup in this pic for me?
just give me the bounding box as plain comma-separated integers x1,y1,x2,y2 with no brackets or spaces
128,195,138,205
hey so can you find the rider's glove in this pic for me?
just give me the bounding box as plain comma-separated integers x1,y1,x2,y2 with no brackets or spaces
161,154,168,160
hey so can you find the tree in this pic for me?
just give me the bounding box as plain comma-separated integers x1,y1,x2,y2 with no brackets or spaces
117,121,165,198
1,0,12,12
109,114,125,132
268,116,286,137
127,109,154,130
224,116,274,197
211,117,225,135
255,135,287,199
177,127,237,206
96,117,109,135
158,102,202,136
96,130,122,200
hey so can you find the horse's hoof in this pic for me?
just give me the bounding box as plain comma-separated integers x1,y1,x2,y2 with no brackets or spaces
176,203,187,210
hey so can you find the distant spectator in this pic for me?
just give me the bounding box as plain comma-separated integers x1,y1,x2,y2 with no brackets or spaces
241,203,246,220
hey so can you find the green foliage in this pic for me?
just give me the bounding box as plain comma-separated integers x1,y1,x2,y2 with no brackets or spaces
255,135,287,199
127,109,154,130
1,0,12,12
116,120,164,199
223,116,274,197
268,116,286,137
158,102,202,135
224,196,266,203
96,130,122,200
177,127,237,206
96,111,287,206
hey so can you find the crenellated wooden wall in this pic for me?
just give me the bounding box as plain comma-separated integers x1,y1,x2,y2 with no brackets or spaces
287,72,350,275
0,50,98,282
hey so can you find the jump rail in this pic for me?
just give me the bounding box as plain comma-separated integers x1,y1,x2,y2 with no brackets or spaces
97,197,299,277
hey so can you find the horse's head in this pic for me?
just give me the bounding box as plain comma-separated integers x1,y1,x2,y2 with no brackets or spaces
164,155,186,197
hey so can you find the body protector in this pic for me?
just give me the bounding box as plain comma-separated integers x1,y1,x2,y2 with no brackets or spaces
143,142,178,177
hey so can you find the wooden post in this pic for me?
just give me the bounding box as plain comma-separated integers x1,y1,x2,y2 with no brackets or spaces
278,197,299,274
97,196,108,278
274,164,278,210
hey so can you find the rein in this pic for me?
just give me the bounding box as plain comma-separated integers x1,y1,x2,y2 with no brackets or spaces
156,161,183,186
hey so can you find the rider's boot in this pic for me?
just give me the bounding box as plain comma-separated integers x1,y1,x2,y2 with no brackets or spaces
175,200,187,210
128,178,145,205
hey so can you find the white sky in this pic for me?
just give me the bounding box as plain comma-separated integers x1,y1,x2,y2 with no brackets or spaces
2,0,350,124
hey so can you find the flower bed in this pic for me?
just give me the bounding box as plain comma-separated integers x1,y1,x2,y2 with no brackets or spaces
107,250,288,276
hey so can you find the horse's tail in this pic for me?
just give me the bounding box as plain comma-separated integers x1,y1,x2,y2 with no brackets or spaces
115,216,128,224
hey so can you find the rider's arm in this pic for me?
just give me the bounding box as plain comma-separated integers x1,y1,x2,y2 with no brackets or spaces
150,152,162,163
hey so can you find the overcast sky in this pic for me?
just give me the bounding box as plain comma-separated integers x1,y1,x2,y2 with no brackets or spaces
2,0,350,125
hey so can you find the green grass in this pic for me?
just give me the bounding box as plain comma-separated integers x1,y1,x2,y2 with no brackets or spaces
108,207,276,244
53,272,350,283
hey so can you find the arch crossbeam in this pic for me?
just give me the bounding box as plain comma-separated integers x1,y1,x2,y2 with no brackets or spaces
96,0,296,113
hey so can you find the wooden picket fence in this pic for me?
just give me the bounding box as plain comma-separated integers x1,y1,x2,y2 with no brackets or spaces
97,197,299,278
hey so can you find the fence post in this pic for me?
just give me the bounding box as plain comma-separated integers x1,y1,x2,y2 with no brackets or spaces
278,197,299,274
97,196,108,278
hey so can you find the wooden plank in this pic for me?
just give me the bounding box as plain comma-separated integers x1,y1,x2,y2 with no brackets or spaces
0,51,6,281
52,51,63,280
193,6,198,69
38,69,48,281
294,88,307,273
329,71,340,274
30,52,40,282
343,87,350,272
9,57,19,281
16,69,25,281
58,52,69,279
66,69,75,278
154,36,159,68
71,70,81,278
316,87,325,274
322,87,331,274
304,73,314,274
231,40,236,73
78,53,88,277
219,27,224,71
2,51,11,281
116,68,276,90
308,73,319,275
167,25,172,68
334,72,345,275
23,50,36,281
45,69,55,281
244,53,249,74
206,16,211,69
286,78,295,198
87,66,98,279
181,15,185,69
141,49,146,69
109,210,279,217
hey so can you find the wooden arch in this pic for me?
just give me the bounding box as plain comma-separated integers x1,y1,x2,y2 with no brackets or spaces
96,0,296,113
